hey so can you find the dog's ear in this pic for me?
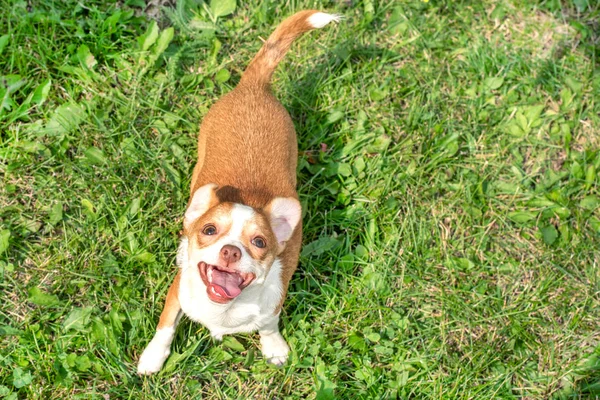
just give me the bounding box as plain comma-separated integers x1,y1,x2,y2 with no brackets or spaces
265,197,302,247
184,184,219,229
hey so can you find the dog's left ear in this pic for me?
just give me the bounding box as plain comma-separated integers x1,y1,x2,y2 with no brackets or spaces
265,197,302,247
184,183,219,230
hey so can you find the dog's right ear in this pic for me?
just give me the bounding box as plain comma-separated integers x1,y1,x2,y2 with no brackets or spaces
184,183,219,230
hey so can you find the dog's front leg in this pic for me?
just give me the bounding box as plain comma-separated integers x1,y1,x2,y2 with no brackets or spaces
137,272,182,375
259,315,290,366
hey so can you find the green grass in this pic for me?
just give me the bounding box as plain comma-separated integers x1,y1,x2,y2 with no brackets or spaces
1,0,600,398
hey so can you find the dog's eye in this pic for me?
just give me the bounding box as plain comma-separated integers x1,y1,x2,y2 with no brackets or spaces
202,224,217,235
251,237,266,248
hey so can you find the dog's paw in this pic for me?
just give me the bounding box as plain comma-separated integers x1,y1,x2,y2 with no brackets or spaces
266,354,288,367
137,341,170,375
137,327,175,375
260,332,290,366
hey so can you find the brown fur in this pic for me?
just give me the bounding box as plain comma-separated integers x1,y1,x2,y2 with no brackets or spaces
157,271,182,330
241,10,321,87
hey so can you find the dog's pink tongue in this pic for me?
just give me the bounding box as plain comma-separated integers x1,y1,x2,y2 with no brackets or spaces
211,269,243,298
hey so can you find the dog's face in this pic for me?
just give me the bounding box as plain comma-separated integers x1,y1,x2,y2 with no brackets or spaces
183,184,301,304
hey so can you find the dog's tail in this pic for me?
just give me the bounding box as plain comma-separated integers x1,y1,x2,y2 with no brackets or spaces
239,10,340,87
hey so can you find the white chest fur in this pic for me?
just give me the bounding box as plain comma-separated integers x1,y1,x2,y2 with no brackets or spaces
176,237,284,339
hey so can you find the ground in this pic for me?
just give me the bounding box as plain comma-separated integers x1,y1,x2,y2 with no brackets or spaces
0,0,599,398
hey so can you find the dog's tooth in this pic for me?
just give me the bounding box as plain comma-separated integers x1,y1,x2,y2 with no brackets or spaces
207,266,213,283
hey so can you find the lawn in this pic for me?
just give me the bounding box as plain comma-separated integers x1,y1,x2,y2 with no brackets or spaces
1,0,599,398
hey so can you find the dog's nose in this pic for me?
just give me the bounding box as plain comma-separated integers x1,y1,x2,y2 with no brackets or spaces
220,245,241,264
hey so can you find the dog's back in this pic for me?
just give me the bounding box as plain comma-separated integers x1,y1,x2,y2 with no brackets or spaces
190,11,341,209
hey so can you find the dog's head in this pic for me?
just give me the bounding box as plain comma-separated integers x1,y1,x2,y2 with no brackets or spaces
181,184,301,304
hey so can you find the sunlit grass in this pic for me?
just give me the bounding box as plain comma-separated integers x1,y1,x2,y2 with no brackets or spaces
1,0,599,398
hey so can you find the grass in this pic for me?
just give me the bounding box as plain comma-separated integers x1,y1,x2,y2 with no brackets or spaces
1,0,599,398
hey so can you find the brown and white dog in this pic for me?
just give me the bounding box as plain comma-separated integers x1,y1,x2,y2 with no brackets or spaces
137,10,340,374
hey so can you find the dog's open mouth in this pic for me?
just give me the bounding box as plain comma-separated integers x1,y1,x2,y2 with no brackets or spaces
198,262,255,303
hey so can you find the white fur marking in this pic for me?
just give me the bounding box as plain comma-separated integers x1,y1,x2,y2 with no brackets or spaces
260,332,290,366
179,254,285,338
176,236,188,269
259,318,290,366
229,204,255,239
308,12,342,29
137,327,176,375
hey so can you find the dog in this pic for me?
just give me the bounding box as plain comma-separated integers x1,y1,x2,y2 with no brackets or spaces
137,10,340,374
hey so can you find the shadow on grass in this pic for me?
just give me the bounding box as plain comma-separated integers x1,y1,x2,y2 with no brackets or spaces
279,40,400,319
555,343,600,399
286,40,401,138
532,0,599,64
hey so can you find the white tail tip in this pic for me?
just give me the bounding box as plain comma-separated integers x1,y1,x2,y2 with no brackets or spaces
308,12,343,29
